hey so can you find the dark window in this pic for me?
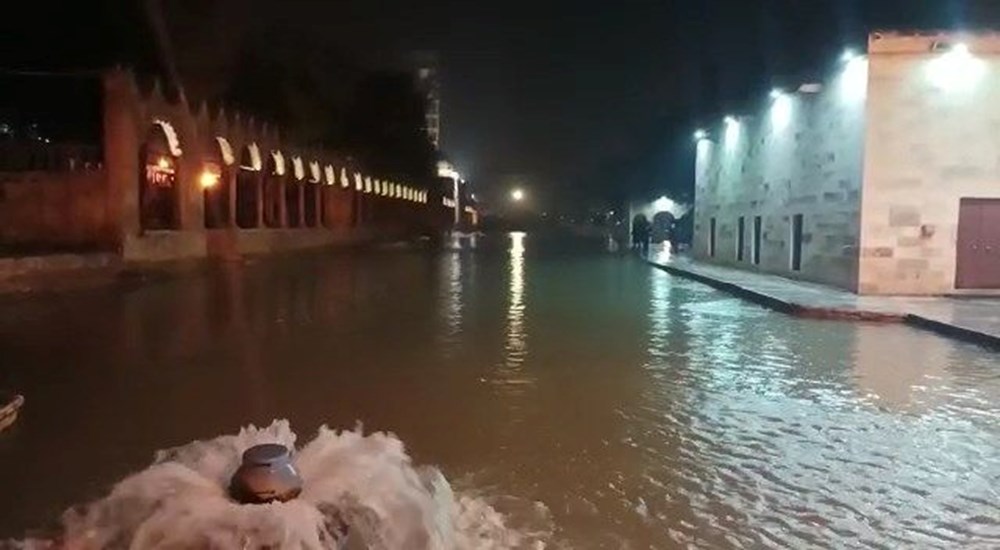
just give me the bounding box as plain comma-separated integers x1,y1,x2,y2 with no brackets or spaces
737,217,746,262
791,214,804,271
753,216,762,265
709,218,717,257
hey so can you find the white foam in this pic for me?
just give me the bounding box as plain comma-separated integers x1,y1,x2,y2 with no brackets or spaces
17,420,552,549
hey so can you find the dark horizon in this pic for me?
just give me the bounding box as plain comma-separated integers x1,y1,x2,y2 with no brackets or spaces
4,0,1000,212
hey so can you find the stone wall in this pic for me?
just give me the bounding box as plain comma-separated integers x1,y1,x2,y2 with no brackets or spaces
859,32,1000,294
693,60,866,290
102,68,447,262
0,169,114,249
0,69,468,265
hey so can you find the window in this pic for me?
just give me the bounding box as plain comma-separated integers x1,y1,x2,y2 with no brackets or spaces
709,218,717,257
791,214,804,271
753,216,762,265
737,217,746,262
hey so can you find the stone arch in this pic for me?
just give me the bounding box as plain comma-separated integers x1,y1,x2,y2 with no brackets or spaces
139,120,182,230
235,143,262,228
651,211,676,244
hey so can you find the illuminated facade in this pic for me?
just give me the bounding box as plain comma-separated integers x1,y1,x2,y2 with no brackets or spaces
694,31,1000,295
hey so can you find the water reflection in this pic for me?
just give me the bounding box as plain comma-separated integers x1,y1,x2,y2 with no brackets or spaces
505,232,527,365
439,251,463,353
1,237,999,548
494,232,531,399
852,326,951,412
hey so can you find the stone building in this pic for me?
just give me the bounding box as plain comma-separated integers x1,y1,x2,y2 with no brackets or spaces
693,31,1000,295
0,70,475,265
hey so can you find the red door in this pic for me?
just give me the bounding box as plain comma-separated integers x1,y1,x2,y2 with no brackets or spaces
956,198,1000,289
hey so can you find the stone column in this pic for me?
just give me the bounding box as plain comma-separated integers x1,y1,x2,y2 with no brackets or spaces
102,69,142,245
227,170,237,228
254,174,264,228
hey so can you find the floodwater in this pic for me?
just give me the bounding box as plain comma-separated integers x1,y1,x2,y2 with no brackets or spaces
0,233,998,548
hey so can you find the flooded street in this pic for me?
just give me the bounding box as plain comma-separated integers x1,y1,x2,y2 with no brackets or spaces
1,234,999,548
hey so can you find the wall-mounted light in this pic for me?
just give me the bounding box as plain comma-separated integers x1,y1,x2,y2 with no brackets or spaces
199,170,220,189
770,91,793,131
693,129,708,141
724,116,740,149
927,42,985,93
841,55,869,102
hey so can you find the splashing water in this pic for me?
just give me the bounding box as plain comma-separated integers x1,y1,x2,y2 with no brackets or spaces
16,421,552,549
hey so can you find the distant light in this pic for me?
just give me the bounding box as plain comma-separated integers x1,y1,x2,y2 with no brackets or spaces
511,189,525,201
841,48,859,63
927,42,986,93
199,171,220,189
653,196,674,212
437,160,461,181
769,88,784,100
693,129,708,141
798,82,823,94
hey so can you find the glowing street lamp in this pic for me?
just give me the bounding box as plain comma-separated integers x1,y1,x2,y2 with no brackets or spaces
511,189,525,202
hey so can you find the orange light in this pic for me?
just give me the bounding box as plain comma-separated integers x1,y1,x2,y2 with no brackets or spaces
199,171,220,189
157,157,170,170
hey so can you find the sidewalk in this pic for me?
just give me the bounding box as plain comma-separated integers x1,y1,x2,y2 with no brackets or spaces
647,254,1000,350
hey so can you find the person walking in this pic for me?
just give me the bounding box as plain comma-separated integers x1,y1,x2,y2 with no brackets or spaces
632,214,651,257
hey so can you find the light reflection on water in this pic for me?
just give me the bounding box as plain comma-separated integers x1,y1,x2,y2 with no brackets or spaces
0,234,998,548
503,232,528,368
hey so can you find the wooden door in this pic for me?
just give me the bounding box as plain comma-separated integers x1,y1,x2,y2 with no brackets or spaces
956,198,1000,289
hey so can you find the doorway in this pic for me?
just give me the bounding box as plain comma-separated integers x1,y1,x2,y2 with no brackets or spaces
956,198,1000,289
790,214,803,272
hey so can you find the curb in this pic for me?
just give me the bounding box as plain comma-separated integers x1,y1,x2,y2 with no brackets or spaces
647,260,799,314
903,315,1000,350
647,260,1000,350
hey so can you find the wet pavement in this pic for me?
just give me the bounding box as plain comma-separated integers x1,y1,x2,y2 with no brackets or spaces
0,234,998,548
651,252,1000,347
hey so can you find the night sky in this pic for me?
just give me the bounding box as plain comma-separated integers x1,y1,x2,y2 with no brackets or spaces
5,1,1000,210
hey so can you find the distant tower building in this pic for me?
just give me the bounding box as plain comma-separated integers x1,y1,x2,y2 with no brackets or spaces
410,52,441,149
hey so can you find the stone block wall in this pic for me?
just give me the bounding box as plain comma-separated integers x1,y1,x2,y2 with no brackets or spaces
693,61,866,291
0,169,114,249
101,69,441,262
859,32,1000,294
